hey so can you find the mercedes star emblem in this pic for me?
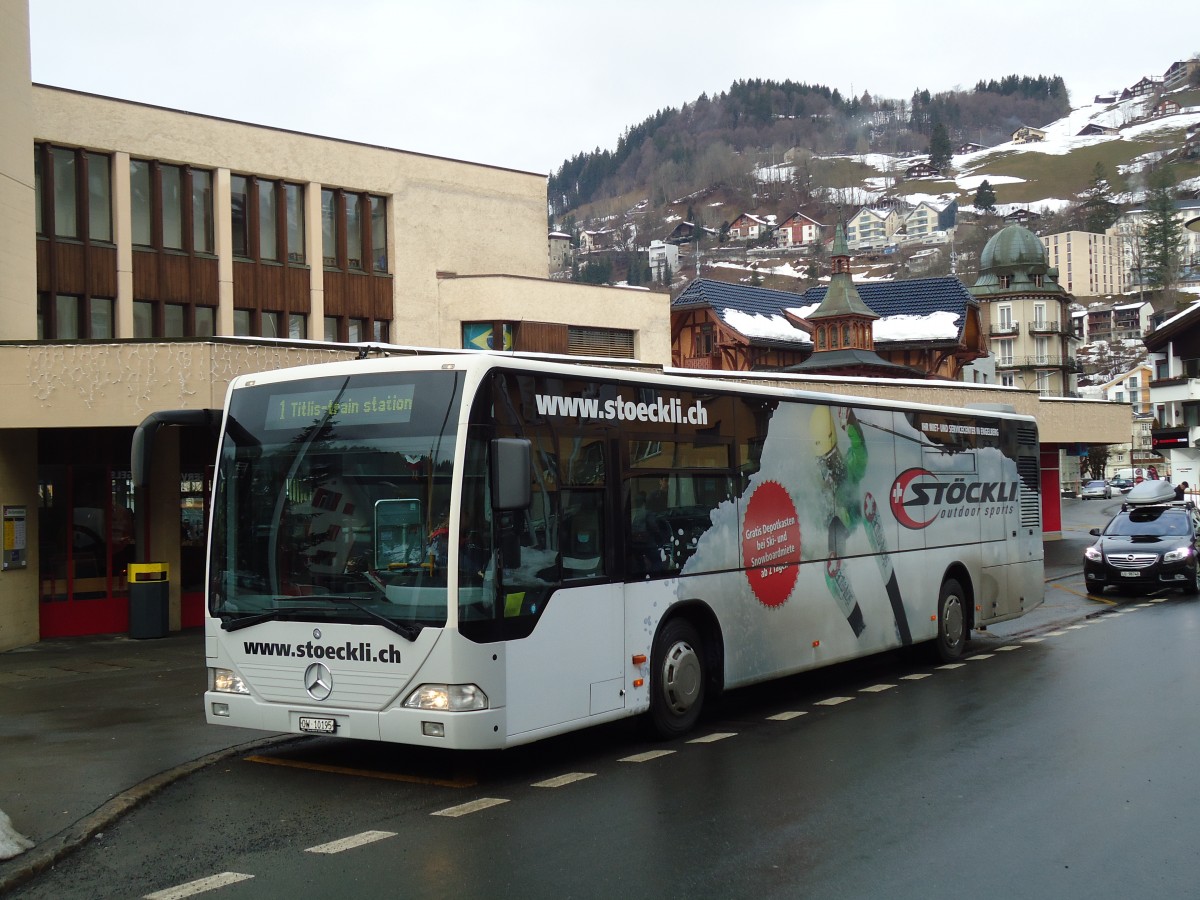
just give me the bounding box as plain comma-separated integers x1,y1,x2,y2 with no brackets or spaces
304,662,333,701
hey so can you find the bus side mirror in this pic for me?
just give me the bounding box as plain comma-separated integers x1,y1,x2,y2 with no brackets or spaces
491,438,532,511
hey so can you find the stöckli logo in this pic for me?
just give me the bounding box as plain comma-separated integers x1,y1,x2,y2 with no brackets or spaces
889,467,1019,530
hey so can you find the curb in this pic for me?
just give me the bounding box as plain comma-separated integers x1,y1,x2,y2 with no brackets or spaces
0,734,308,895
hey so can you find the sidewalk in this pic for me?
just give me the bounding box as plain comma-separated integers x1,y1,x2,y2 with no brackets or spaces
0,538,1096,892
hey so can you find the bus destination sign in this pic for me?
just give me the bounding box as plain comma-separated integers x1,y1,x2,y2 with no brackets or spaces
265,385,415,429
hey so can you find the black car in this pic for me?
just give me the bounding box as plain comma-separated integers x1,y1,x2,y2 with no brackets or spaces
1084,502,1200,594
1109,476,1135,493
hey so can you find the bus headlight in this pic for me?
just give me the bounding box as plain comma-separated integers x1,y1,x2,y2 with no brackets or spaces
212,668,250,694
403,683,488,711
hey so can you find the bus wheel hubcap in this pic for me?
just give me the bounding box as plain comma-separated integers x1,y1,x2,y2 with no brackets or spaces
662,641,701,714
943,596,963,648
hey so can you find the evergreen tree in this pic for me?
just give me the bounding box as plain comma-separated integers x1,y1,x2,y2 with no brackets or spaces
974,179,997,214
1079,163,1120,233
1141,166,1184,292
928,122,952,170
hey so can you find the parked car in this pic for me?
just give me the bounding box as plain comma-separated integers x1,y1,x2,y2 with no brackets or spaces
1084,481,1200,594
1109,476,1134,493
1080,479,1112,500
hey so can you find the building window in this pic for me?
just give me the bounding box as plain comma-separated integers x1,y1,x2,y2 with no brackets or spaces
133,300,215,338
35,145,112,243
233,310,252,336
371,195,388,272
195,307,215,337
321,187,388,272
286,184,305,263
192,170,213,254
231,176,303,264
289,314,306,340
130,159,214,254
995,339,1014,367
37,293,114,340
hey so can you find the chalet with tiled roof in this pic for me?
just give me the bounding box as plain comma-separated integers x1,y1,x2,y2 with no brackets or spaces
670,279,813,371
670,272,985,378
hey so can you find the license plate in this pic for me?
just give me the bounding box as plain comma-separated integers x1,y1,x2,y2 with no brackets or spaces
299,716,337,734
1120,571,1142,578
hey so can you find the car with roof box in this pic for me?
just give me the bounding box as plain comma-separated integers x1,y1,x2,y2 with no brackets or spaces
1084,480,1200,595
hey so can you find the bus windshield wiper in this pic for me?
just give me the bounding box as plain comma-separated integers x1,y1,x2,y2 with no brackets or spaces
221,600,421,641
298,596,423,641
220,607,330,631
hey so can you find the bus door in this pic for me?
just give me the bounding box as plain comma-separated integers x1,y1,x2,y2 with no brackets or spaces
483,372,625,739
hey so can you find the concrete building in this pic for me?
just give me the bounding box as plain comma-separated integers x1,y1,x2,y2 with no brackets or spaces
1040,231,1126,297
0,2,667,650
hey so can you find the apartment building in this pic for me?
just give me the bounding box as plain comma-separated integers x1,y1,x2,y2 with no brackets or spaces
1040,231,1125,297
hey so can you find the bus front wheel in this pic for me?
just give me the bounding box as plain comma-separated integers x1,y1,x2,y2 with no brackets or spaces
646,617,706,739
934,578,968,662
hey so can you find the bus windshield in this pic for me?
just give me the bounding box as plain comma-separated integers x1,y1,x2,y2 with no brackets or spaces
210,370,463,629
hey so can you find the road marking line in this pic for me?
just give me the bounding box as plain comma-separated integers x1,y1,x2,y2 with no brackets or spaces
144,872,254,899
967,654,994,660
767,710,807,720
533,772,595,788
815,696,854,706
936,663,966,670
995,645,1020,651
689,732,736,743
1045,630,1067,636
859,684,895,693
1021,637,1045,643
432,797,508,817
306,831,395,854
244,754,476,788
1136,603,1154,608
1067,624,1088,630
1150,598,1167,603
900,673,932,680
620,749,676,763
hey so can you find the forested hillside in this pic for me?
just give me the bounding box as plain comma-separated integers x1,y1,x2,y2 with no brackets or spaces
549,75,1069,217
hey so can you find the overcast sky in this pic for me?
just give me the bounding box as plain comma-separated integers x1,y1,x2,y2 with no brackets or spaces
27,0,1199,176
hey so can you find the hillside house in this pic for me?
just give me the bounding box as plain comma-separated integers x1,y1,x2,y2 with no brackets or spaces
578,227,620,253
548,231,571,273
1004,208,1041,225
1122,76,1163,99
727,212,774,241
904,161,940,178
774,212,823,248
903,200,957,239
844,206,901,249
1077,123,1118,136
1151,97,1181,118
1164,59,1200,91
957,141,985,154
647,239,679,284
1012,125,1046,144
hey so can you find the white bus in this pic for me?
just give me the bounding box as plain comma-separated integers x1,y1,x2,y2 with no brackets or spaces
137,353,1043,749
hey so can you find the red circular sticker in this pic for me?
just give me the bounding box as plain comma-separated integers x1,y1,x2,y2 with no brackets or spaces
741,480,801,607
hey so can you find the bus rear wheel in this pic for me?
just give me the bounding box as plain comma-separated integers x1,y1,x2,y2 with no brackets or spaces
933,578,968,662
646,617,706,739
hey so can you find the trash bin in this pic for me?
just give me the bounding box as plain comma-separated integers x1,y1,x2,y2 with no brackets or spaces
128,562,170,639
